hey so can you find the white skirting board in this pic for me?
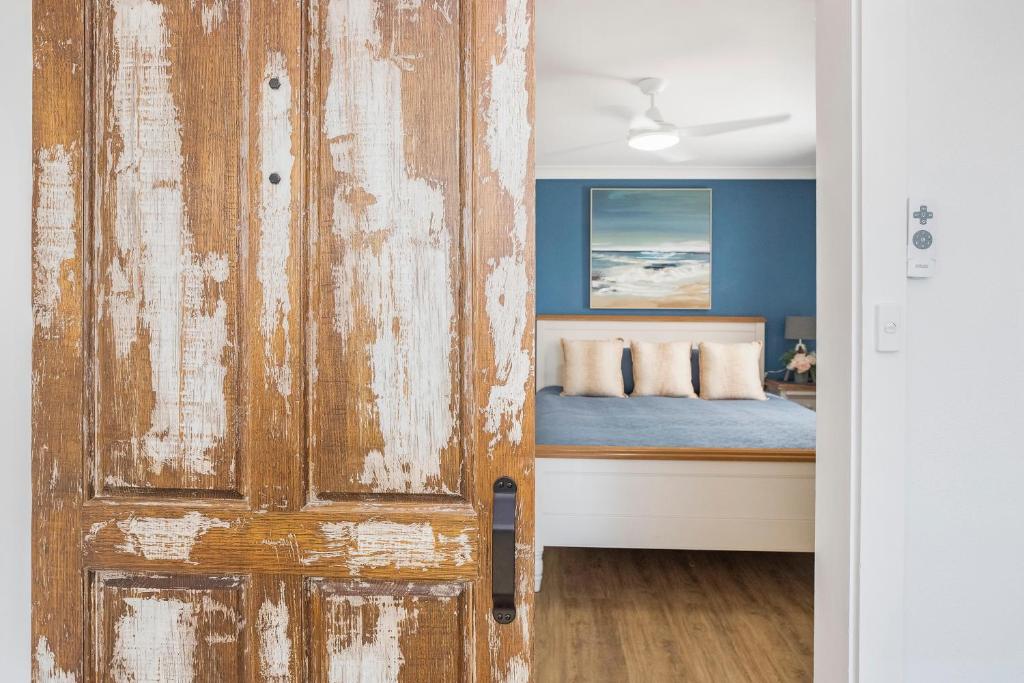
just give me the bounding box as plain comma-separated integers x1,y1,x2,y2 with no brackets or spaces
534,457,816,591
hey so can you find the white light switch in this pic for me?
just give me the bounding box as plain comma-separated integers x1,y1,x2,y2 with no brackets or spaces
875,303,903,352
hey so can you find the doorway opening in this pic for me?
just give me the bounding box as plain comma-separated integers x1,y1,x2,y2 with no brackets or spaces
532,1,818,679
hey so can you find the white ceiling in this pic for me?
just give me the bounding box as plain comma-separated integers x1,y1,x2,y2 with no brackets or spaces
535,0,816,178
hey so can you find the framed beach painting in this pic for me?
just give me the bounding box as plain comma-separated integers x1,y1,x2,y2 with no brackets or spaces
590,188,713,309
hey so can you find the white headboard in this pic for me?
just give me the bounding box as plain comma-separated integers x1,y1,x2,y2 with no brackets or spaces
536,315,767,390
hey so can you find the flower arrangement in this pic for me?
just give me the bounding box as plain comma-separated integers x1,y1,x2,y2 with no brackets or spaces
780,346,816,383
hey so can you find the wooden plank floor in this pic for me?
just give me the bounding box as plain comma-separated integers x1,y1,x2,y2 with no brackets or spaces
535,548,814,682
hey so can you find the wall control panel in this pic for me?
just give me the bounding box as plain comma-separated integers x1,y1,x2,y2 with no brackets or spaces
875,303,903,352
907,200,936,278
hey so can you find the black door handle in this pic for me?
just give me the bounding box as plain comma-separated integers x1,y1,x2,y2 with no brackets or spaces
492,476,517,624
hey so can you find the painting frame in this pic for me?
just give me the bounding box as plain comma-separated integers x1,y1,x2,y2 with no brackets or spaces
589,187,714,310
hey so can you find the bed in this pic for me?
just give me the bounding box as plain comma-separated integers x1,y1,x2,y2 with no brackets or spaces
534,315,816,590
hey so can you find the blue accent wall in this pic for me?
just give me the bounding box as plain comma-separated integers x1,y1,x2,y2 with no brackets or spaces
536,179,816,370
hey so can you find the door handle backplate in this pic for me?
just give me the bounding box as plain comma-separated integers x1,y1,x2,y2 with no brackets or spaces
492,476,517,624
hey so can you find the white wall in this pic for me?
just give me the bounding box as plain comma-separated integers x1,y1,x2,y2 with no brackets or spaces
0,0,33,677
903,1,1024,679
816,0,911,678
819,1,1024,678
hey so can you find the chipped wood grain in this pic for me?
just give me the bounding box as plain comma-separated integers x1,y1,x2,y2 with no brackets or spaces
34,637,76,683
482,0,533,452
115,511,231,563
258,51,295,400
94,0,241,493
32,146,77,336
309,0,463,498
243,0,306,515
469,0,537,681
256,583,293,682
244,0,305,515
326,595,409,682
308,580,465,682
83,504,479,579
111,597,201,681
92,574,244,682
248,574,303,682
191,0,227,33
32,0,86,678
303,520,472,573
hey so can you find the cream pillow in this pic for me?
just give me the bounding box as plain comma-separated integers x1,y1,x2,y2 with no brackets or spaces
560,339,626,397
699,341,767,400
630,341,696,397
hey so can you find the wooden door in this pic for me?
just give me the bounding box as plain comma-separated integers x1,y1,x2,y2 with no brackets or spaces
32,0,535,680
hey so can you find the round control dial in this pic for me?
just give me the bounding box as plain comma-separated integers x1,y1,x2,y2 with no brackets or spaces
912,229,933,250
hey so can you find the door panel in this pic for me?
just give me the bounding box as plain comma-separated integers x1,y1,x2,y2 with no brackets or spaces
92,0,246,496
306,580,469,682
308,0,464,500
90,573,246,681
32,0,534,680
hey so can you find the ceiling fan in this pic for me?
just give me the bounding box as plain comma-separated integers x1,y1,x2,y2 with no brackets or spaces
548,77,791,161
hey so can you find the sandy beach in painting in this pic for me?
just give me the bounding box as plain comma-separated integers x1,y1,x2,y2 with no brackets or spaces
591,249,711,309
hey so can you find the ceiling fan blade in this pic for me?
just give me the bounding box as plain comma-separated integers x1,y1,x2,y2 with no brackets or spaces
596,104,636,123
541,138,623,157
678,113,791,137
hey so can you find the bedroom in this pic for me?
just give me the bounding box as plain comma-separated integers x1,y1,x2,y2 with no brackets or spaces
532,1,818,679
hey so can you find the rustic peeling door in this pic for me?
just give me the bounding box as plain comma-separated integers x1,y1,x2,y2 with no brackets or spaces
32,0,535,680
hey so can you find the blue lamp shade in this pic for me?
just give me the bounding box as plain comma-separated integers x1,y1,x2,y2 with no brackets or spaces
784,316,816,341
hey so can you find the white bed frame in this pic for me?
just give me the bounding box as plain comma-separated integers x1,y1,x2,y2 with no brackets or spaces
534,315,815,590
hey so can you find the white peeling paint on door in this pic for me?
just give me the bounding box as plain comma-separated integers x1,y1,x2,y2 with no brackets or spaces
257,583,293,682
108,0,231,477
303,520,472,573
34,636,77,683
258,51,295,398
324,0,456,494
325,595,419,683
33,145,77,336
110,597,199,683
200,594,242,645
482,0,532,450
190,0,228,33
115,512,230,563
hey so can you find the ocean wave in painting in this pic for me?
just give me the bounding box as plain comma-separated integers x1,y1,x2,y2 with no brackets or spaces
591,250,711,308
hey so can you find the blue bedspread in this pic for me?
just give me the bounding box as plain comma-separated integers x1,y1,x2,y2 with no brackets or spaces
536,386,815,450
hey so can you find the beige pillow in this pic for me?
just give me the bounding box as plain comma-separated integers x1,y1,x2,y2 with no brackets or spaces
699,341,767,400
561,339,626,397
630,341,696,397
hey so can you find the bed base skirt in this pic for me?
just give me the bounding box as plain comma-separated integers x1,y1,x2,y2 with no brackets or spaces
535,455,816,591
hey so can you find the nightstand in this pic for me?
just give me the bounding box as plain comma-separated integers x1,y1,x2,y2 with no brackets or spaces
765,379,817,411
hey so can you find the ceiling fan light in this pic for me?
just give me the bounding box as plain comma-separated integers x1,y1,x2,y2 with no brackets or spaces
628,126,680,151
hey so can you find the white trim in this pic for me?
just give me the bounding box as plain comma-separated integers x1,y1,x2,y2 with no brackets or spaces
535,164,817,180
854,0,908,680
816,0,908,680
816,0,860,679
